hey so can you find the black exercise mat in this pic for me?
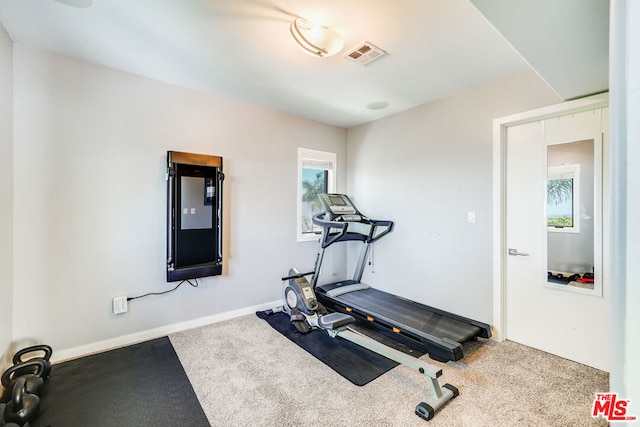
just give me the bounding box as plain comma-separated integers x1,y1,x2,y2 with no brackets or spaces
257,310,417,386
31,337,209,427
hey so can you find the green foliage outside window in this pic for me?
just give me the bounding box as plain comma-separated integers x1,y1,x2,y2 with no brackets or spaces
547,178,574,227
301,169,327,233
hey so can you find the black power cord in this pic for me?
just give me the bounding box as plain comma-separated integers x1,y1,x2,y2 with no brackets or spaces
127,279,200,302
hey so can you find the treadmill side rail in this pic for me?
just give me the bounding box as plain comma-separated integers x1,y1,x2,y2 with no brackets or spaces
317,291,466,362
325,283,370,298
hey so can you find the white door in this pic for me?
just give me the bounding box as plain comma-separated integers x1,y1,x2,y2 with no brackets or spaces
505,109,609,371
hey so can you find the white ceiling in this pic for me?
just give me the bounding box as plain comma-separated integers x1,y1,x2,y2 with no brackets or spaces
470,0,609,100
0,0,609,128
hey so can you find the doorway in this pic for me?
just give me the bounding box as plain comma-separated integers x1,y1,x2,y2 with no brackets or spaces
493,94,610,371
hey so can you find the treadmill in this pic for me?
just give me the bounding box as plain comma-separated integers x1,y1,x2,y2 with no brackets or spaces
309,193,491,362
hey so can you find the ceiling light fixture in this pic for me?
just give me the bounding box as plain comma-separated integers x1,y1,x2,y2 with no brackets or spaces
290,18,344,58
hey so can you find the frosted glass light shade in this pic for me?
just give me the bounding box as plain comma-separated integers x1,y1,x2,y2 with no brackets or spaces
290,18,344,58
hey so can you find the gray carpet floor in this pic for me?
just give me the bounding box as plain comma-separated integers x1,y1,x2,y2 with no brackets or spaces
169,314,609,427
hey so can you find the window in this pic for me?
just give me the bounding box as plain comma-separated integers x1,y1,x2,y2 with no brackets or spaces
547,164,580,233
297,148,336,242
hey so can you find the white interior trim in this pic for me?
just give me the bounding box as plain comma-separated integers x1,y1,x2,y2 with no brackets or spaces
51,299,282,364
297,147,337,242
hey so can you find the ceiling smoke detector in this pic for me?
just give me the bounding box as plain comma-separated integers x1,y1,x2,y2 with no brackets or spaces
344,42,387,65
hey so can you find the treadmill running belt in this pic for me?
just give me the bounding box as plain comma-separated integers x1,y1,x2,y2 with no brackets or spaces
334,287,481,344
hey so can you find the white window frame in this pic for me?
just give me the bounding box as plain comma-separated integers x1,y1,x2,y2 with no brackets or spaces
547,164,581,233
297,148,336,242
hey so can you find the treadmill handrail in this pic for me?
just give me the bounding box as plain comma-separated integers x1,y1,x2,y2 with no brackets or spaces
368,219,394,243
312,212,394,248
312,212,348,248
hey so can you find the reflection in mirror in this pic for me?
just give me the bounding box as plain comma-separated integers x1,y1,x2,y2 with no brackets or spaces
546,139,597,291
180,177,213,231
547,164,580,231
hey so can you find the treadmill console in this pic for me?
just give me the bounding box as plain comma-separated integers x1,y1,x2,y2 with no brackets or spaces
318,193,360,220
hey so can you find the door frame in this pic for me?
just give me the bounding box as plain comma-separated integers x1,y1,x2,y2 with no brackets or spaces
491,92,609,341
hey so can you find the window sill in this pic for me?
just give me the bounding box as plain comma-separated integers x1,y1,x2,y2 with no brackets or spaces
297,233,321,243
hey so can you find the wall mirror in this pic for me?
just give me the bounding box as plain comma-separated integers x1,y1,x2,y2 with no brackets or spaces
546,138,602,295
167,151,224,282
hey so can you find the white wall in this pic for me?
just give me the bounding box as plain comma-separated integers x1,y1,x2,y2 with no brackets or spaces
610,0,640,419
626,0,640,413
11,44,347,355
346,71,560,324
0,23,13,367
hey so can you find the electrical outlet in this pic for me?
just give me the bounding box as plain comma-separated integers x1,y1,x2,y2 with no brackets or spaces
112,296,128,314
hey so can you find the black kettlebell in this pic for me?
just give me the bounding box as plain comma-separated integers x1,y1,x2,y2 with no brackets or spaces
3,377,39,426
12,345,52,381
0,403,29,427
1,360,47,403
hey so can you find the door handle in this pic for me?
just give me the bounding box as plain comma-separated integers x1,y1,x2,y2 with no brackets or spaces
508,248,530,257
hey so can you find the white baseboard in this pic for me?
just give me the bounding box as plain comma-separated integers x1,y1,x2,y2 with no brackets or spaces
52,299,282,363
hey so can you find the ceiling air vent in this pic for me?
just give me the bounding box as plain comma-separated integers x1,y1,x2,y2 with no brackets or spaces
344,42,387,65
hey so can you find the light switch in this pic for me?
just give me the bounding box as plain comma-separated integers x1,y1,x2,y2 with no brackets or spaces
183,208,188,215
467,211,476,223
191,208,196,214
